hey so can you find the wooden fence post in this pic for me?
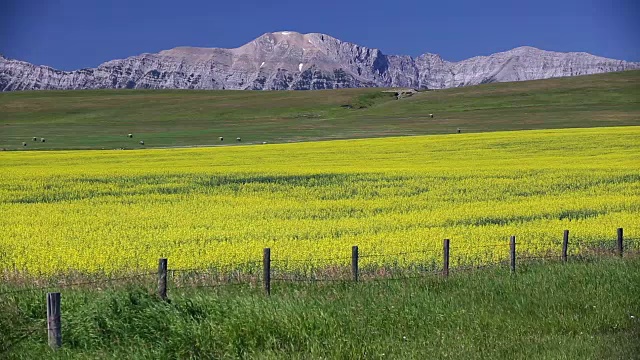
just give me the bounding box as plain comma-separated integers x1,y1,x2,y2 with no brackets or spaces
510,236,516,273
351,246,359,282
46,292,61,350
617,228,624,258
263,248,271,296
157,258,167,301
562,230,569,262
443,239,450,277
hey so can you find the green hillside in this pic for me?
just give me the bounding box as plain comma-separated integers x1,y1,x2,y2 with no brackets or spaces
1,70,638,150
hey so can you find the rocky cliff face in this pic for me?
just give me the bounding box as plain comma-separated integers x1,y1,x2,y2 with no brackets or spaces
1,32,638,91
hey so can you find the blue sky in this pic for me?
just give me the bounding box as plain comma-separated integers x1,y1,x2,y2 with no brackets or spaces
2,0,638,70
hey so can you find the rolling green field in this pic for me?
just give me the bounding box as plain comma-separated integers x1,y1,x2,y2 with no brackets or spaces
1,70,639,150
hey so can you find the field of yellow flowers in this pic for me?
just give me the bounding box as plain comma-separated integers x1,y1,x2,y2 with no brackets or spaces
1,126,638,275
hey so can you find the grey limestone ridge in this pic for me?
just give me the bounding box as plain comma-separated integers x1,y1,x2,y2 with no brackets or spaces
1,31,639,91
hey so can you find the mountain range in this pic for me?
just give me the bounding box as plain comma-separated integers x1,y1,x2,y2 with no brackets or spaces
1,31,639,91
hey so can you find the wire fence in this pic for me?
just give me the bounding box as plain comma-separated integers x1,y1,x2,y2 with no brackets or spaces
0,230,638,354
1,232,637,298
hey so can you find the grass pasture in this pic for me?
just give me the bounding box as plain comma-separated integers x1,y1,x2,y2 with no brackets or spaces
0,70,638,149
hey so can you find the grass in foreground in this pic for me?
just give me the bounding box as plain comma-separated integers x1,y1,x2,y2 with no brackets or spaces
2,258,639,359
0,70,638,149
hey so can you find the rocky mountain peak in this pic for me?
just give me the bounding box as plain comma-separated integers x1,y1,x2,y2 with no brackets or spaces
1,32,638,91
252,31,339,47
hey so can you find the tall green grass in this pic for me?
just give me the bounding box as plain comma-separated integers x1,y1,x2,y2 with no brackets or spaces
2,258,638,359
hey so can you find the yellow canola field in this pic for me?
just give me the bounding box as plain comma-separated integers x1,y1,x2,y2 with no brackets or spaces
1,127,639,275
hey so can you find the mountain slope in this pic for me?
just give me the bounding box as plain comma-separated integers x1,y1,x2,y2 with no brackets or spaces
1,31,639,91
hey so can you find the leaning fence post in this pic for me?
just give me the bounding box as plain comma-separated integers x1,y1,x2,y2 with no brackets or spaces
562,230,569,262
443,239,450,277
617,228,624,258
263,248,271,296
46,292,61,350
351,246,359,282
157,258,167,301
510,236,516,273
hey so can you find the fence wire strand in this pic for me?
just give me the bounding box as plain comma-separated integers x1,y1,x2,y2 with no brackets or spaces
271,257,350,263
368,271,441,282
519,255,561,261
173,282,247,290
454,243,510,249
170,261,261,272
272,277,349,283
0,272,155,296
360,249,440,258
0,322,44,355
